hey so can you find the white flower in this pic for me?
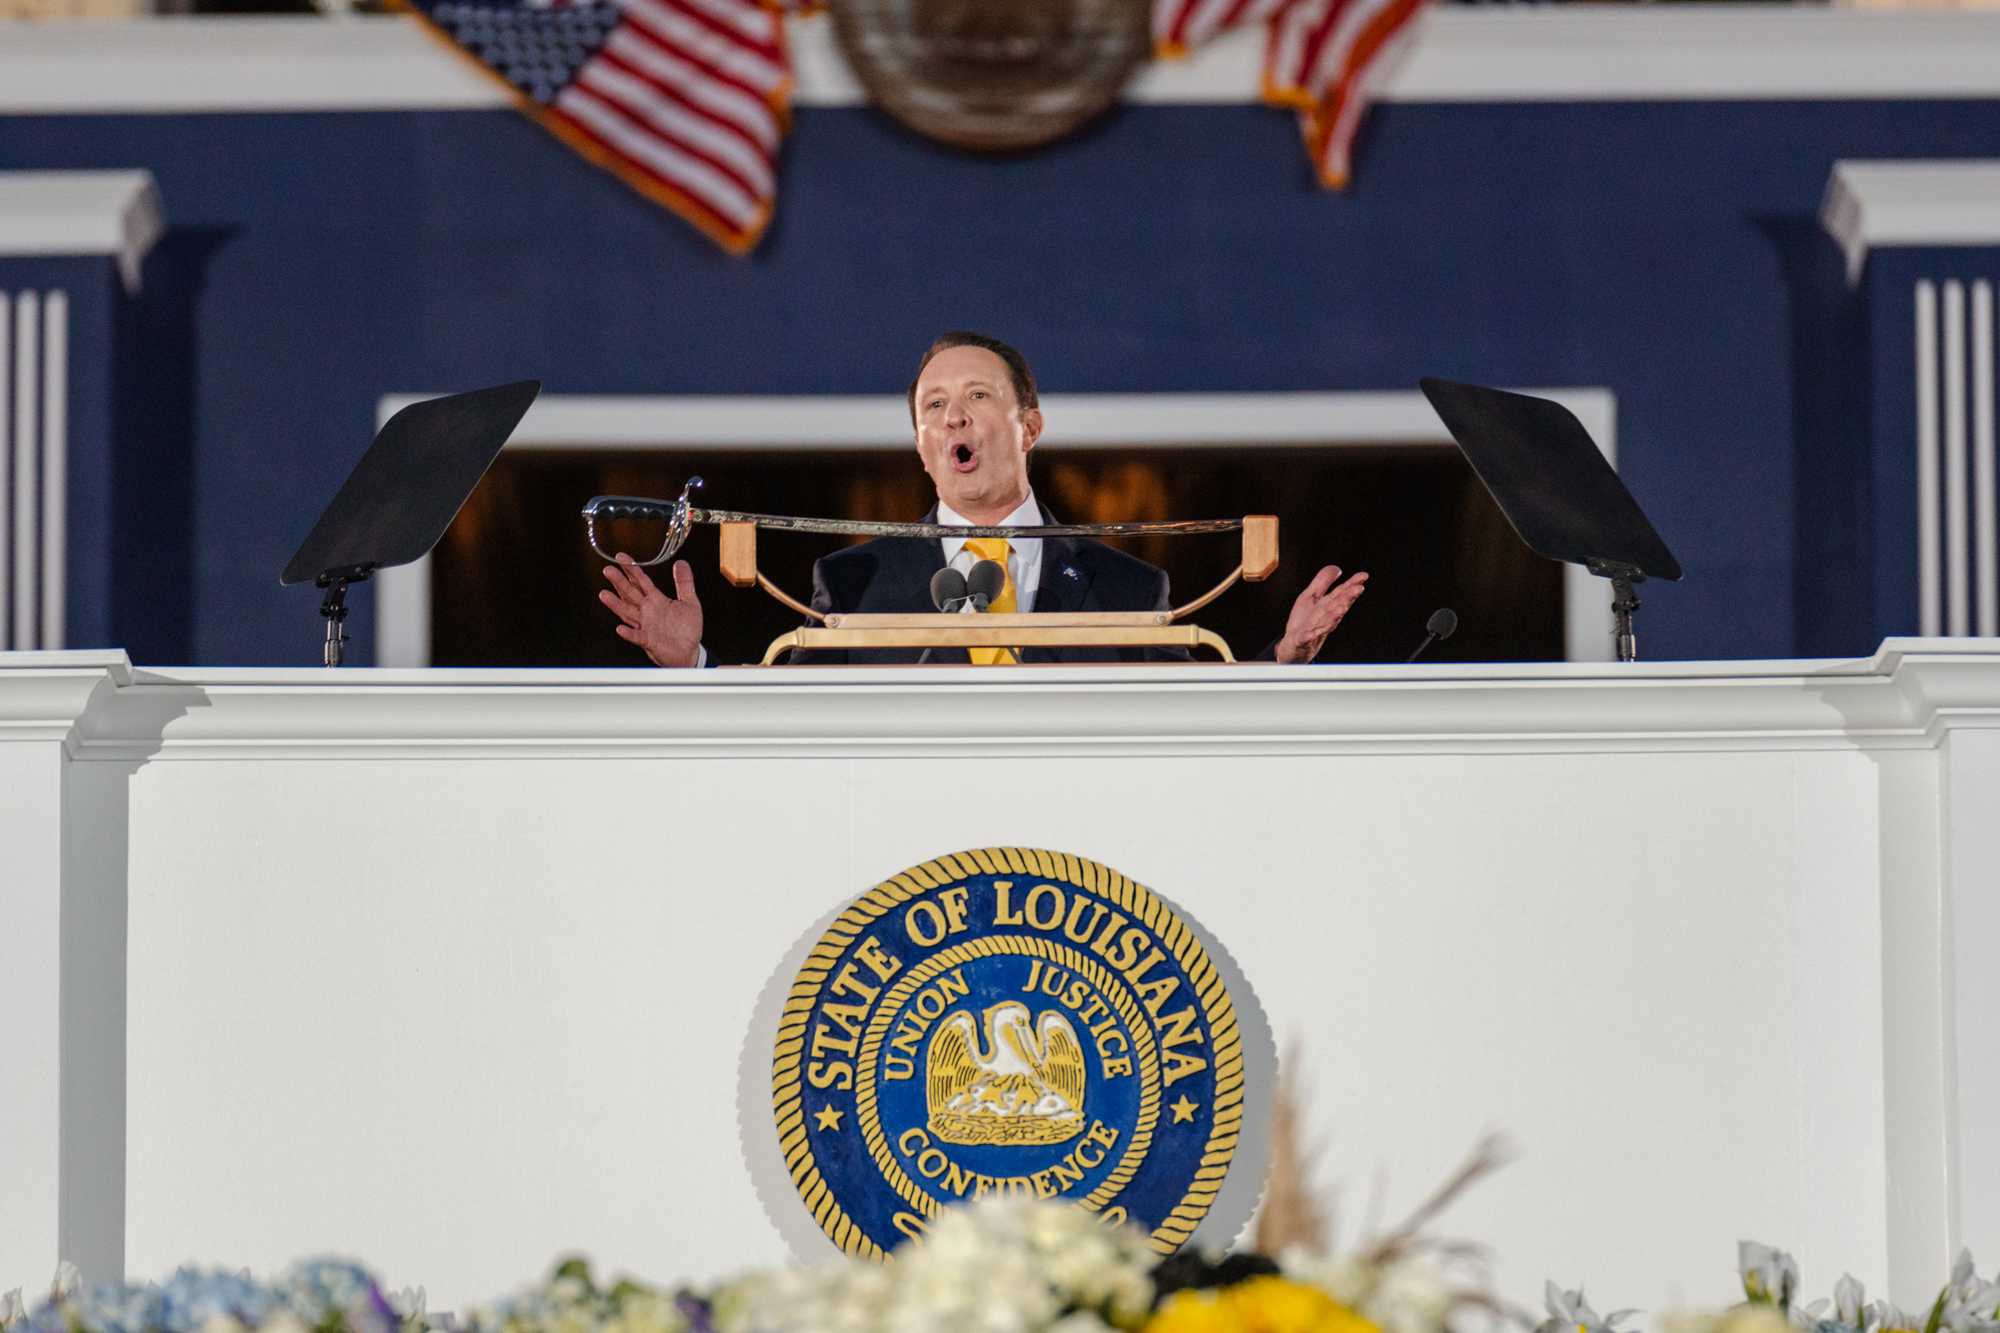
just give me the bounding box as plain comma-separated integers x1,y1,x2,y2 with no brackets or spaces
1,1289,25,1331
607,1290,683,1333
51,1263,82,1303
1940,1251,2000,1332
1834,1275,1868,1328
1870,1305,1925,1333
1285,1252,1378,1308
1365,1258,1456,1333
390,1287,429,1322
1740,1244,1800,1311
864,1199,1151,1333
1537,1282,1639,1333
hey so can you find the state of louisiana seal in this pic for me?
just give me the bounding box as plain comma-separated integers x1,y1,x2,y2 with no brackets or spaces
766,848,1252,1260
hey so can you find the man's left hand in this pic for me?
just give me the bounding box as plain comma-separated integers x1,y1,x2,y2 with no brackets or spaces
1275,565,1369,664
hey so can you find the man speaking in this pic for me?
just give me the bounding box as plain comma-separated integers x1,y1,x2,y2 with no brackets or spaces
598,332,1369,666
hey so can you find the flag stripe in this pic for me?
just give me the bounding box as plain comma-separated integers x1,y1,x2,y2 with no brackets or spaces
590,43,774,172
675,0,783,52
398,0,787,253
1159,0,1286,55
578,56,773,197
624,0,787,100
1304,0,1385,100
1154,0,1425,189
1310,0,1425,184
540,100,762,251
556,83,760,228
1292,0,1353,91
1161,0,1223,52
617,12,778,125
1267,1,1320,96
604,24,779,150
652,0,788,87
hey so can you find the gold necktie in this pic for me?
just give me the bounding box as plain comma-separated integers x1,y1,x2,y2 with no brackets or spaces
961,537,1018,665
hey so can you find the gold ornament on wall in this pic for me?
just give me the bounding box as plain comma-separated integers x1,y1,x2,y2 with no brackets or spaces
829,0,1154,151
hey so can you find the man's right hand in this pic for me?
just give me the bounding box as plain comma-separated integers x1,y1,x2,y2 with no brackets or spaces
599,554,703,668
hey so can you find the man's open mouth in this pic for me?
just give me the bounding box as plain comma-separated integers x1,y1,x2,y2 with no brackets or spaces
951,443,977,470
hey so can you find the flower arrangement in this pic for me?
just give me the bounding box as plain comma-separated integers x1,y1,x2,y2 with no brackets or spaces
0,1190,1479,1333
1,1260,411,1333
1536,1242,2000,1333
1,1065,1502,1333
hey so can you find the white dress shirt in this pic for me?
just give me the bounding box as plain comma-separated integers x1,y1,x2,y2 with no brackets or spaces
938,492,1043,612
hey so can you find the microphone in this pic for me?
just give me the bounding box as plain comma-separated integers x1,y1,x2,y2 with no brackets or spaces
919,567,971,665
929,566,969,612
1406,607,1458,662
965,559,1007,612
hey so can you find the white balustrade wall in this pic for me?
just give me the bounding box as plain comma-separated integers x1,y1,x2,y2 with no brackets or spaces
4,645,2000,1316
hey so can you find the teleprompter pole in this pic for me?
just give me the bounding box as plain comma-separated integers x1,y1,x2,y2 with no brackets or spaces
315,568,371,668
1588,559,1646,663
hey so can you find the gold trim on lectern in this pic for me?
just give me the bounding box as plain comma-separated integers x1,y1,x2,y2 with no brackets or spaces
584,489,1281,666
760,614,1234,665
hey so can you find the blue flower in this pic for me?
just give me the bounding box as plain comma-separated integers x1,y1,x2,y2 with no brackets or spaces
154,1269,276,1333
277,1261,398,1333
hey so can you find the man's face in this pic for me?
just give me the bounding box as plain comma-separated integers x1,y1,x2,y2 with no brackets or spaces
912,344,1043,519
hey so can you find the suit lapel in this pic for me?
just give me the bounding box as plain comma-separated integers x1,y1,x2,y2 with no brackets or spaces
906,503,948,608
1022,512,1095,663
1034,534,1092,613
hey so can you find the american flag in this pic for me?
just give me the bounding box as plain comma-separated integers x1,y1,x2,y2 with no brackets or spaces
1153,0,1428,187
400,0,798,253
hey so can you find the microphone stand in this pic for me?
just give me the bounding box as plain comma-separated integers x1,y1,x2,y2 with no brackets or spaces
916,594,985,665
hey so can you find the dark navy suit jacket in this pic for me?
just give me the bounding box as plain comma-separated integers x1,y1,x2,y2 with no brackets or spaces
799,507,1183,665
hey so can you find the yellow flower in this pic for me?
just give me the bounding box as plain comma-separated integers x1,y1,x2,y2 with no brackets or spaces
1148,1290,1238,1333
1145,1279,1384,1333
1719,1309,1799,1333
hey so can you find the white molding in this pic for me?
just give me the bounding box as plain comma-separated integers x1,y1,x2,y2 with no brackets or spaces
10,10,2000,117
1823,161,2000,286
0,650,130,744
4,639,1997,763
0,16,504,116
0,172,163,296
370,389,1618,667
378,387,1614,451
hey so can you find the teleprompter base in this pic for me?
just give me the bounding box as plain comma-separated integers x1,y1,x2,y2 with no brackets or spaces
759,612,1235,665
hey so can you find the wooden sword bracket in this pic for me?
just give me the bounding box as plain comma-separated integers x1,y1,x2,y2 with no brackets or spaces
720,515,1281,666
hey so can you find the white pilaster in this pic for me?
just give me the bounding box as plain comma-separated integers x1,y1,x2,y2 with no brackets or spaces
0,651,130,1286
1942,726,2000,1265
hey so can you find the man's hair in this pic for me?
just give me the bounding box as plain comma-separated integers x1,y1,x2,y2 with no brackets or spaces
907,331,1039,424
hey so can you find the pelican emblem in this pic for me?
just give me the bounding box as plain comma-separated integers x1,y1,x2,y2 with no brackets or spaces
926,1000,1088,1146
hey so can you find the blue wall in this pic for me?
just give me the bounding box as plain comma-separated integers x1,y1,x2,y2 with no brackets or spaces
5,98,2000,664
